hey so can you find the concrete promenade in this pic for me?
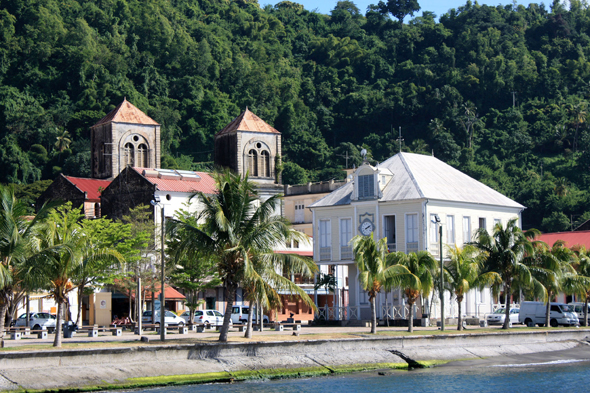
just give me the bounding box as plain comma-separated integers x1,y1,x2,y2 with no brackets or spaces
0,326,589,391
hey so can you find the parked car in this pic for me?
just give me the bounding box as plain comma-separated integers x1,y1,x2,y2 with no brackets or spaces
231,305,269,324
142,310,185,326
194,309,232,328
13,312,56,333
486,307,520,326
519,301,579,327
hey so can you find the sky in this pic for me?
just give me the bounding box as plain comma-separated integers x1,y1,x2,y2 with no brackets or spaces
262,0,539,19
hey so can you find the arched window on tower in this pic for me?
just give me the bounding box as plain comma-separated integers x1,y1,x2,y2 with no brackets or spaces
260,151,270,177
248,150,258,176
137,144,148,167
124,143,135,167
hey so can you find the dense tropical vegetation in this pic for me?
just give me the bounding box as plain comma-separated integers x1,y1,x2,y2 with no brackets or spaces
2,0,590,231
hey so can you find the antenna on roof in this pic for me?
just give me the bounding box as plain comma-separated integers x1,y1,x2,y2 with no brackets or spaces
397,127,404,153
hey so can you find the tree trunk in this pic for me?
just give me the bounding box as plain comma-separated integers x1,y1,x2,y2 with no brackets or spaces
189,290,195,325
456,296,463,331
407,300,414,333
76,286,83,326
502,283,511,330
53,301,63,348
585,295,589,327
370,296,376,334
0,300,7,340
245,303,253,339
545,295,551,328
258,303,264,333
218,284,236,342
128,290,133,322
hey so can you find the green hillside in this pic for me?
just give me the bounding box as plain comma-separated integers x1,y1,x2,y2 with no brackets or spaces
1,0,590,231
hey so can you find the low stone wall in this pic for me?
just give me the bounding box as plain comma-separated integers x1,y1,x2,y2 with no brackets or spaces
1,329,589,391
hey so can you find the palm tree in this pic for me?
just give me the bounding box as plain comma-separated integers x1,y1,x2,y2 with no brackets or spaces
445,244,501,331
573,246,590,326
351,234,413,333
471,218,538,329
54,130,72,153
28,204,121,347
0,185,54,337
387,251,437,333
167,169,317,342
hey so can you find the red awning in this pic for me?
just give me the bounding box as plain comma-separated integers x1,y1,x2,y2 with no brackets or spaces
130,284,186,300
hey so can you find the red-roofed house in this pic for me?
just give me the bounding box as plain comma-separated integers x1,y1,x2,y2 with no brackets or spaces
537,231,590,250
36,174,112,218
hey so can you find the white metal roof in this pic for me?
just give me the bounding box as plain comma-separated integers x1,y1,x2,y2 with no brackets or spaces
309,152,524,209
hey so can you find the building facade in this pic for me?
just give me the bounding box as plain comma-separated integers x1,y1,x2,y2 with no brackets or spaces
309,152,525,323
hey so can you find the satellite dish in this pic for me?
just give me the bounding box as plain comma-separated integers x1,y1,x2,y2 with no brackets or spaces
360,149,367,159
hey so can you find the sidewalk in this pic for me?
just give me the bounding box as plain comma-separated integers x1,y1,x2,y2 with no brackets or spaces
1,323,521,348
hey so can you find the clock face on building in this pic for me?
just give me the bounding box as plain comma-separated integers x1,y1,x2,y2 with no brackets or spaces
360,220,374,236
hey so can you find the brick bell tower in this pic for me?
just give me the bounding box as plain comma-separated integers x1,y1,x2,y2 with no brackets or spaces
90,98,161,179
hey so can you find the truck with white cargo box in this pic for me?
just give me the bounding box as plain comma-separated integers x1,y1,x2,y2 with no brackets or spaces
519,301,579,327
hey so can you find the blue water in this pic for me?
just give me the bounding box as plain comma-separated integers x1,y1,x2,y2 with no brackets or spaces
134,358,590,393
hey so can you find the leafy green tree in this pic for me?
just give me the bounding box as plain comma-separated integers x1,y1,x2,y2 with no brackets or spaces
471,218,538,329
387,251,437,333
168,170,317,342
167,208,221,325
377,0,421,24
351,234,413,333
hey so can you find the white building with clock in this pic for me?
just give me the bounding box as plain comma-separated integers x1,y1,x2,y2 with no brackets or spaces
309,152,525,323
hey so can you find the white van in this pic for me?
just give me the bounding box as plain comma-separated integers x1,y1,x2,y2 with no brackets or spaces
519,301,579,327
231,305,269,324
569,302,590,322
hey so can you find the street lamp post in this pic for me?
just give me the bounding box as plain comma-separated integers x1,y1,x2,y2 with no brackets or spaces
432,215,444,331
151,197,166,342
439,223,444,332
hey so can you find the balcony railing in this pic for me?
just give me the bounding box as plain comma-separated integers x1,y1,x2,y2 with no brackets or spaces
387,243,396,252
406,242,419,253
340,245,353,260
319,247,331,261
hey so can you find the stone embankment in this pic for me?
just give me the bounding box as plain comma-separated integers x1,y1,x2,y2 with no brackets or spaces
1,329,589,391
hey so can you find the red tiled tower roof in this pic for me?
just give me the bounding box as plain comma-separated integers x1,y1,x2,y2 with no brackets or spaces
215,108,280,137
91,98,159,127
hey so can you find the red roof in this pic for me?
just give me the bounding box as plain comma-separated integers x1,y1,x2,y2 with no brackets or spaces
64,176,111,202
537,231,590,249
92,99,159,127
275,250,314,257
133,168,217,194
131,284,186,300
216,108,280,137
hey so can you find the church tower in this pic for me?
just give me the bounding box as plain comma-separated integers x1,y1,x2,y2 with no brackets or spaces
90,99,161,179
214,108,283,202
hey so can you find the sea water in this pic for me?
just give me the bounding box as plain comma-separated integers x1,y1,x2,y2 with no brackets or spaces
131,358,590,393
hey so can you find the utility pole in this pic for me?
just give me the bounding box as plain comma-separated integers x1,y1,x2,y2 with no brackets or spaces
396,127,404,153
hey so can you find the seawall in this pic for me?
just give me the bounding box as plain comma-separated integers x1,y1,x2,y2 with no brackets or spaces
1,329,589,391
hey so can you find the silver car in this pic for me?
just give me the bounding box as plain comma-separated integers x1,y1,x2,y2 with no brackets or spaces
180,309,232,328
142,310,185,326
486,308,520,326
13,312,56,332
